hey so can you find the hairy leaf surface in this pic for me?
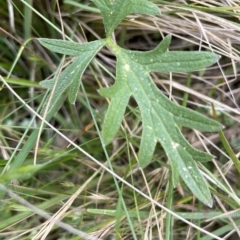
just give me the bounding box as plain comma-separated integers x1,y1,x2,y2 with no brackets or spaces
39,39,105,111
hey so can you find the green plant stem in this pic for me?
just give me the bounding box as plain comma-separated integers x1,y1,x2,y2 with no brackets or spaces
23,0,33,40
182,73,191,108
218,130,240,174
165,171,173,240
212,105,240,174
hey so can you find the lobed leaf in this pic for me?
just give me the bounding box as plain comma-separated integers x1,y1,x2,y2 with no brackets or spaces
38,3,222,205
39,39,105,112
101,36,222,205
92,0,160,36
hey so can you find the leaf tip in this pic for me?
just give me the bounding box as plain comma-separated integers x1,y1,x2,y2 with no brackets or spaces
166,34,172,40
206,200,213,208
138,162,148,169
137,166,143,171
102,133,112,147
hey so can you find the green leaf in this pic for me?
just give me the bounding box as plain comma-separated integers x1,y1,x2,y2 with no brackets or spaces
100,87,131,144
91,0,160,36
101,36,222,205
38,39,104,56
177,147,213,207
123,35,220,73
99,60,131,144
131,50,220,73
39,39,105,111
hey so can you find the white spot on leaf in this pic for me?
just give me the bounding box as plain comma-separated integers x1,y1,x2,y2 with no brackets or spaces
171,142,179,149
124,64,130,71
